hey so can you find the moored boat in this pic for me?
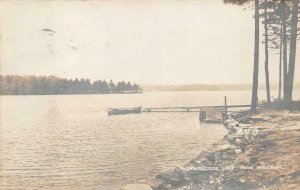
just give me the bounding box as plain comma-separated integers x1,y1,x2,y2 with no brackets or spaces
107,106,142,115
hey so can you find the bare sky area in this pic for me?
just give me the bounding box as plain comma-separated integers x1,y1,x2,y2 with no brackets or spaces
0,0,299,85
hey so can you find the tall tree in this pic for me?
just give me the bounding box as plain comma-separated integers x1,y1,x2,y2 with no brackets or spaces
259,1,298,101
263,0,271,103
108,80,116,93
281,0,289,100
285,0,299,102
278,20,283,99
251,0,260,111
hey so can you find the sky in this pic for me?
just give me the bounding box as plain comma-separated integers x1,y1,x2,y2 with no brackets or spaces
0,0,299,85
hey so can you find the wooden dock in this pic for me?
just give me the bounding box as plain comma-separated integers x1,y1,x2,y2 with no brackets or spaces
143,104,250,123
143,96,251,112
142,104,250,112
142,97,252,122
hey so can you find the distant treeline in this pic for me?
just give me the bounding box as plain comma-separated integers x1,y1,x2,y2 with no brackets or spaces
0,75,142,95
142,83,300,92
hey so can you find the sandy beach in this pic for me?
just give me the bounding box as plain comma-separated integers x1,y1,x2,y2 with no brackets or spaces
125,107,300,190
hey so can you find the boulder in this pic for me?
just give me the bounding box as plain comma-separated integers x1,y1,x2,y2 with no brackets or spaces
156,173,171,181
139,178,163,189
173,167,186,179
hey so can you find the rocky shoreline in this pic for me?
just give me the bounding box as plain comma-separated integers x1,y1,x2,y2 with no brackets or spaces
123,108,300,190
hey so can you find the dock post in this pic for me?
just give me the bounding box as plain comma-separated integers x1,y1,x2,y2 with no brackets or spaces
199,109,206,121
223,96,228,121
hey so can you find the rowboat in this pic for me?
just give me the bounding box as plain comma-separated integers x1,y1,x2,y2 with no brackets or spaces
107,106,142,115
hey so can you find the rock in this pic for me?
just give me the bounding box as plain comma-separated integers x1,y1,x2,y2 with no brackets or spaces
156,167,191,188
156,169,190,187
239,178,246,183
234,149,242,154
156,173,171,181
216,144,235,151
235,138,242,144
173,167,185,178
206,154,216,163
225,136,236,144
198,151,211,158
249,157,259,165
123,184,153,190
139,178,163,189
235,128,244,135
225,149,236,155
189,158,197,164
239,123,251,128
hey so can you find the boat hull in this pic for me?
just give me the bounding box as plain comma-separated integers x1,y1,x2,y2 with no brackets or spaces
107,106,142,115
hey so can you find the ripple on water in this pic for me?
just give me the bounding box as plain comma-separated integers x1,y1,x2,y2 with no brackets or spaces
0,92,243,190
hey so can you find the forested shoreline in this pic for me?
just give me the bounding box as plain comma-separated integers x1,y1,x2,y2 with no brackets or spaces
0,75,142,95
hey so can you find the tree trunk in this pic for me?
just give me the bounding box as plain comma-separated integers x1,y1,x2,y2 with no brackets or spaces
278,20,283,100
264,0,271,103
286,0,299,102
251,0,260,112
281,0,288,101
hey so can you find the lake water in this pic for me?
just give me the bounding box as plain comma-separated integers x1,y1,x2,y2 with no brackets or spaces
1,90,299,190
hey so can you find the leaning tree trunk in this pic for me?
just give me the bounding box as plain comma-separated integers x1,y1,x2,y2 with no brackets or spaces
286,0,299,102
281,0,288,101
251,0,260,112
264,0,271,103
278,20,283,100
